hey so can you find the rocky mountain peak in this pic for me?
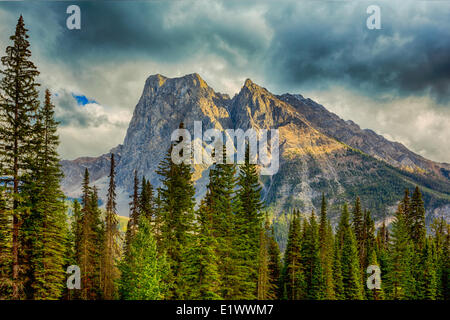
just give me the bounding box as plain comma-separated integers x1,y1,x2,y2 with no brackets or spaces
60,73,450,224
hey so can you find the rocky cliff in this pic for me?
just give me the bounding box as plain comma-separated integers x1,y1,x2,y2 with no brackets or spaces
60,73,450,224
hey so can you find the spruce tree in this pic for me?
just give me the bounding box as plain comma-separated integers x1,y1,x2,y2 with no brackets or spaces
257,216,271,300
352,197,367,292
332,237,345,300
337,203,364,300
282,211,305,299
29,90,68,300
352,197,364,267
118,216,168,300
139,177,154,221
235,144,263,299
417,237,437,300
123,170,140,258
385,204,416,300
365,249,384,300
202,145,240,299
318,194,335,299
267,225,281,299
181,198,222,300
102,154,120,299
156,123,196,299
0,15,41,299
301,210,323,299
78,171,104,300
89,186,105,299
410,186,426,249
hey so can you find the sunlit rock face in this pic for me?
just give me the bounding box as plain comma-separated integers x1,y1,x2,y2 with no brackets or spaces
61,73,450,225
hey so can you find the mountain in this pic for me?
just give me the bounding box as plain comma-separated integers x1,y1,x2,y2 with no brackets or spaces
60,73,450,226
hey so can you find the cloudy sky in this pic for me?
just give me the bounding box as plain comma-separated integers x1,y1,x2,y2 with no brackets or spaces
0,0,449,163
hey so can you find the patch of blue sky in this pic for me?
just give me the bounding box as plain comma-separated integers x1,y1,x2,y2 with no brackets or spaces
72,93,98,106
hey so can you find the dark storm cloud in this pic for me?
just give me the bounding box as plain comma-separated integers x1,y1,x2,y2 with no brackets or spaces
2,1,447,101
1,1,270,68
263,1,450,102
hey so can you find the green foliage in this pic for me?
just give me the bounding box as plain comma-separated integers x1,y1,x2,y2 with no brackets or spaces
102,154,120,299
118,216,168,300
337,203,364,300
282,211,305,299
27,90,68,300
301,211,324,299
385,204,416,300
156,123,196,299
318,194,335,299
0,15,41,299
267,226,282,299
234,145,264,299
181,203,222,300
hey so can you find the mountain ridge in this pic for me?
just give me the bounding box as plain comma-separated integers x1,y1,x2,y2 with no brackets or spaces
60,73,450,225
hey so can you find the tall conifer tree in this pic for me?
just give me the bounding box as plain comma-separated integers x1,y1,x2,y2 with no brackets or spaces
156,123,196,299
0,15,40,299
301,210,323,299
29,90,67,300
386,204,416,300
118,216,168,300
102,154,120,299
337,203,364,300
282,211,305,299
318,194,335,299
235,145,263,299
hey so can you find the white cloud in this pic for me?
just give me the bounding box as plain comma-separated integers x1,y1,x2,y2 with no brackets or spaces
306,87,450,163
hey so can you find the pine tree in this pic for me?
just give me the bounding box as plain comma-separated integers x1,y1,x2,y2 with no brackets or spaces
118,216,168,300
301,210,323,299
318,194,335,299
337,203,364,300
385,204,416,300
156,123,196,299
361,210,376,293
257,215,271,300
28,90,68,300
102,153,120,299
235,144,263,299
365,249,384,300
79,169,94,299
123,170,140,259
401,189,411,229
139,177,154,221
71,199,82,263
332,236,344,300
130,171,140,233
0,15,41,299
78,170,104,300
417,237,437,300
410,186,426,249
352,197,364,267
267,225,281,299
181,199,222,300
202,145,241,299
282,211,305,299
89,187,105,299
